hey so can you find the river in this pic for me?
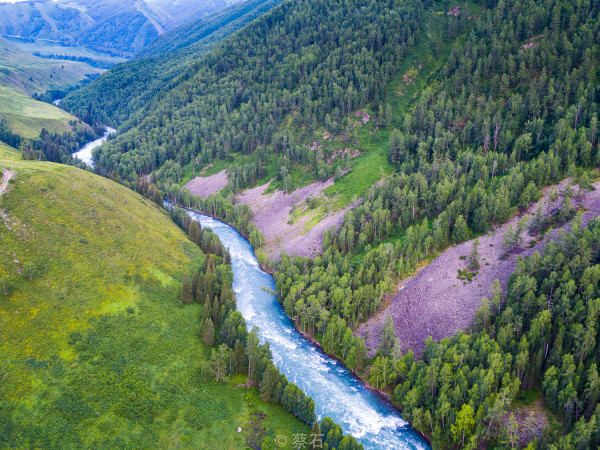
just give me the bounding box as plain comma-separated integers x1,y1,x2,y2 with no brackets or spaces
184,211,429,450
72,127,116,167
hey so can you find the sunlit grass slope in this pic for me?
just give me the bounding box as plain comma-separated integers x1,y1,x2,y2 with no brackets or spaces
0,157,308,447
0,85,79,138
0,36,103,96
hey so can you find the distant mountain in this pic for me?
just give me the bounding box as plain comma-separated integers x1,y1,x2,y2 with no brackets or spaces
136,0,282,59
61,0,282,126
0,35,103,95
0,0,245,56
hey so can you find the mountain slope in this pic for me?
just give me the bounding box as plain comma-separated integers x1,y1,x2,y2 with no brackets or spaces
45,0,600,445
0,35,103,95
0,156,308,447
137,0,283,59
0,0,245,57
67,0,424,180
61,0,283,127
0,85,81,138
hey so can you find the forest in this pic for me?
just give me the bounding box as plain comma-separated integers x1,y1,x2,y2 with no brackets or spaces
66,0,424,182
0,121,103,165
51,0,600,447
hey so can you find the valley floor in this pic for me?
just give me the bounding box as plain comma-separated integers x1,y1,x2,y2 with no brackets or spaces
357,180,600,358
184,172,353,258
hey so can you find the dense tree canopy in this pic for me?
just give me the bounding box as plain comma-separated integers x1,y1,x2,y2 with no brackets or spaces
76,0,424,182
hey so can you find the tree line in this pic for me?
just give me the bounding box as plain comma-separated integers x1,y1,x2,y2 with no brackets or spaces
0,121,102,165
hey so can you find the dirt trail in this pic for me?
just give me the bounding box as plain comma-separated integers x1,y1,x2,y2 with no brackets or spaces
237,178,351,258
0,169,14,196
357,180,600,358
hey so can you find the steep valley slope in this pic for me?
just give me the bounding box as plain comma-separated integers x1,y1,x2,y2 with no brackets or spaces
0,148,308,448
358,180,600,358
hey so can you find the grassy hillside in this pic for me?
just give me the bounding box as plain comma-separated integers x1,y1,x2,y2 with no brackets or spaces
0,156,308,447
0,36,103,95
11,37,127,67
0,141,18,160
0,85,80,138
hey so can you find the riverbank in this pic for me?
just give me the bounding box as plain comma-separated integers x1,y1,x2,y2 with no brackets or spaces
186,210,429,449
292,314,433,447
72,126,116,167
174,201,431,447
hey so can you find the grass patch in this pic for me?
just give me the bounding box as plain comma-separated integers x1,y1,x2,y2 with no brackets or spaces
515,388,543,407
0,141,19,160
457,268,478,283
0,35,103,96
8,37,125,66
0,85,79,138
324,147,393,208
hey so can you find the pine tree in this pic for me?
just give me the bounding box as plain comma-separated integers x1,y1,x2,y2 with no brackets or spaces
529,204,544,233
202,318,215,346
310,420,322,449
468,239,480,270
246,327,260,381
452,215,469,244
212,296,220,324
180,274,193,304
200,303,210,324
502,224,516,254
380,316,399,357
259,363,278,402
452,404,475,446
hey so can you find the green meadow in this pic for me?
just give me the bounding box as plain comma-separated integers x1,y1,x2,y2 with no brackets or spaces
0,35,103,96
0,85,79,138
0,152,308,448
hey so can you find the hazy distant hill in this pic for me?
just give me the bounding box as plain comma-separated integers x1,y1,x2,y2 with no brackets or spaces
0,35,103,95
61,0,282,126
0,0,244,56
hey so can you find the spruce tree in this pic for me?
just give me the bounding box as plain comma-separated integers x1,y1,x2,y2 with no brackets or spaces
259,363,277,402
380,316,399,357
310,420,322,449
191,269,199,297
468,239,480,270
502,224,516,254
212,296,220,324
180,274,193,304
202,318,215,346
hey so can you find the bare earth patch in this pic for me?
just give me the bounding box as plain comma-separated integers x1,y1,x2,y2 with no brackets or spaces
497,398,550,447
357,180,600,358
237,178,350,258
0,169,14,196
184,170,228,198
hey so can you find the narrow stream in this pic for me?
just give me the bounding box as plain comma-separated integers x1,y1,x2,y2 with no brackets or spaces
185,211,429,449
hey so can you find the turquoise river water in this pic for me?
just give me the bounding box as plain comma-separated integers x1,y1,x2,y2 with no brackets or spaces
185,211,429,449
